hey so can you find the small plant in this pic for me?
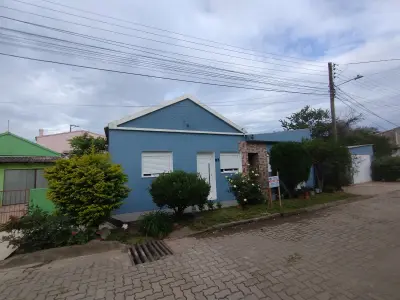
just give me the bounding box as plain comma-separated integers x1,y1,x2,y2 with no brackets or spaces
138,211,173,238
207,200,215,210
227,169,264,207
216,202,222,209
149,170,210,218
197,203,205,212
1,207,96,253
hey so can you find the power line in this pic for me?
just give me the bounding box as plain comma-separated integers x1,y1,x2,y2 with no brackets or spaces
10,0,327,67
0,12,329,80
0,28,327,92
4,1,327,72
0,97,327,108
344,58,400,65
336,88,399,127
335,95,387,130
0,52,328,95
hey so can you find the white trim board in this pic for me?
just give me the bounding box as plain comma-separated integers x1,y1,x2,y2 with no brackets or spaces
107,125,244,136
107,94,247,134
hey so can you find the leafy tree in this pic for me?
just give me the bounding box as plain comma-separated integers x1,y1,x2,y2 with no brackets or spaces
280,106,393,157
149,170,210,218
69,132,107,156
304,139,353,191
269,142,313,195
340,127,393,157
45,153,130,226
279,106,331,138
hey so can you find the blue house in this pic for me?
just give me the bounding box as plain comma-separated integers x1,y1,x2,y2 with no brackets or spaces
105,95,313,219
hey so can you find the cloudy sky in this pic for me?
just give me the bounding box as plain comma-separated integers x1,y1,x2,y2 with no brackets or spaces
0,0,399,139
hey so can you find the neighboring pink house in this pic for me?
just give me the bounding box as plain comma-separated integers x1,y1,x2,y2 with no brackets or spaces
35,129,105,154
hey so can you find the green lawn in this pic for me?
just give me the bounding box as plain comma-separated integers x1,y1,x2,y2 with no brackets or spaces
189,192,356,231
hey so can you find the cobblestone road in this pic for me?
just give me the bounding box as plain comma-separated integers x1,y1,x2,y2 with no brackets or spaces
1,191,400,300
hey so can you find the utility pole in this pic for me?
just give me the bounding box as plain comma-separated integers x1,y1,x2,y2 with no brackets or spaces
328,62,337,141
70,124,79,132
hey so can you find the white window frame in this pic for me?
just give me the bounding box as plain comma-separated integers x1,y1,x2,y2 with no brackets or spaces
141,152,173,178
220,152,242,173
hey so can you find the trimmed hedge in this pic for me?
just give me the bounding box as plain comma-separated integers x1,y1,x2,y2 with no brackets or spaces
372,156,400,182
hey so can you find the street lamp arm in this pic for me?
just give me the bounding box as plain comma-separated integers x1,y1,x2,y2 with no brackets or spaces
335,75,363,86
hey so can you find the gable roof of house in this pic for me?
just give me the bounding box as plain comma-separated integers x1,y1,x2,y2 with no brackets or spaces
0,132,60,157
107,94,247,133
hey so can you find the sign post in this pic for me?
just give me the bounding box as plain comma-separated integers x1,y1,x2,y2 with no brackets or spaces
268,175,281,208
277,172,282,208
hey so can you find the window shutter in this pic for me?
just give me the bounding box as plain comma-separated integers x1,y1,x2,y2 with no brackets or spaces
142,152,173,177
220,153,241,173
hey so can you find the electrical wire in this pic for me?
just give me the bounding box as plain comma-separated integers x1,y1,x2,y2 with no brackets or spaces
8,0,327,68
344,58,400,65
38,0,327,65
0,13,329,80
0,52,329,95
0,29,328,92
336,89,399,127
335,95,387,130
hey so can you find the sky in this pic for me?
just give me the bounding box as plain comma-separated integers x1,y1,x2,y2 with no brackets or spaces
0,0,399,139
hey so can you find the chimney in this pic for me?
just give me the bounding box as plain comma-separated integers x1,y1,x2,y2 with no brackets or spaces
39,128,44,136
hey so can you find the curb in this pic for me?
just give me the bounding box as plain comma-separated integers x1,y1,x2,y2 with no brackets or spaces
188,195,370,237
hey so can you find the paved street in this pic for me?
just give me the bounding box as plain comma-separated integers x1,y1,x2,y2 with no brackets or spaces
1,188,400,300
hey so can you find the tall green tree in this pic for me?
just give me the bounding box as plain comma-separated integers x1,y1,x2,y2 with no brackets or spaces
340,127,394,157
69,133,107,156
280,106,393,157
279,106,331,138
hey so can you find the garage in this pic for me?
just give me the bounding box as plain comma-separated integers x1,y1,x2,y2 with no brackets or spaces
348,145,373,184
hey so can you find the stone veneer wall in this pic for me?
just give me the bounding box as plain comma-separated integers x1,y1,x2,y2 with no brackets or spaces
239,141,269,189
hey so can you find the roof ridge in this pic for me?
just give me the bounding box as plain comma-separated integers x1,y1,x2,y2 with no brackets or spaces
0,131,61,156
107,94,246,133
36,129,104,138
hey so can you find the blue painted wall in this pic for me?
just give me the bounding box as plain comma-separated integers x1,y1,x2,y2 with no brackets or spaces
109,129,244,213
348,145,374,157
249,129,311,142
119,99,242,133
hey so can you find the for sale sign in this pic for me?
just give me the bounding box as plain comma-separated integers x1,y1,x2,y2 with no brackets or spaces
268,176,280,188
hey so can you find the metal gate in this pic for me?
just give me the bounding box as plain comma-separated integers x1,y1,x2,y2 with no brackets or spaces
0,190,29,224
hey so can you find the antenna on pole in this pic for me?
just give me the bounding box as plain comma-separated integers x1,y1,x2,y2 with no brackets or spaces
7,120,10,132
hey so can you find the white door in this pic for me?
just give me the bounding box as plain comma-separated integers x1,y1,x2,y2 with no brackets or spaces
352,155,372,184
196,153,217,200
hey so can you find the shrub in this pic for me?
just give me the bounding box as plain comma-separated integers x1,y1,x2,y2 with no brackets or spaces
304,139,353,191
227,170,264,207
270,142,313,195
216,202,222,209
372,156,400,181
138,211,173,238
149,170,210,218
1,208,96,253
207,200,215,210
45,153,130,227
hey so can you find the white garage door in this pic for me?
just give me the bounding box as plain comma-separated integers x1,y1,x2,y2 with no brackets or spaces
352,154,372,184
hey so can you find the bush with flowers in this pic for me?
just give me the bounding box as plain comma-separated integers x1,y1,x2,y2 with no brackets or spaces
226,169,265,207
1,207,97,253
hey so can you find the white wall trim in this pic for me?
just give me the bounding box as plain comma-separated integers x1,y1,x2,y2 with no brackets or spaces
108,124,244,136
107,94,247,134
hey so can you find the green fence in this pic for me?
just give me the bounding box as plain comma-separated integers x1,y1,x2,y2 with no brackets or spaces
29,188,56,213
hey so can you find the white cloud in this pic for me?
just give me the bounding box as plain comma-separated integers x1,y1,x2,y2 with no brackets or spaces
1,0,400,138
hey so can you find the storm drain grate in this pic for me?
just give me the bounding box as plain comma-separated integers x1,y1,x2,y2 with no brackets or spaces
130,240,173,265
